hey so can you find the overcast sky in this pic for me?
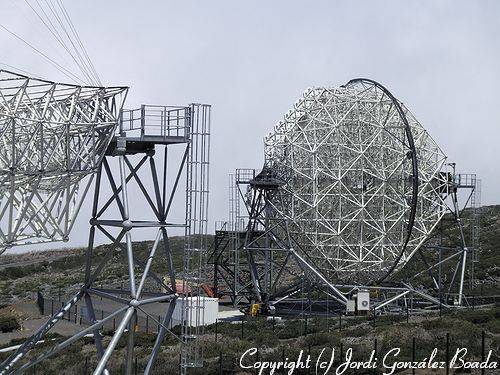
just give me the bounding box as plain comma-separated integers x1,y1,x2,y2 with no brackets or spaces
1,0,499,252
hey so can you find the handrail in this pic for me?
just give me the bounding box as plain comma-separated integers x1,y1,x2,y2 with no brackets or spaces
119,104,191,140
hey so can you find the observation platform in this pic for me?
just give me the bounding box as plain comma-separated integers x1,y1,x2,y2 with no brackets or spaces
106,104,191,155
249,166,284,189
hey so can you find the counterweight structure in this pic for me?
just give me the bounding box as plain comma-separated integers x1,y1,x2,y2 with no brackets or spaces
0,71,210,374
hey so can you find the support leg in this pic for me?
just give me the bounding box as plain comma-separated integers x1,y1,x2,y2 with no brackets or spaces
144,299,177,375
93,307,135,375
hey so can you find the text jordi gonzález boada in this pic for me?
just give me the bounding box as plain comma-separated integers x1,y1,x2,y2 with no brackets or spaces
239,347,497,375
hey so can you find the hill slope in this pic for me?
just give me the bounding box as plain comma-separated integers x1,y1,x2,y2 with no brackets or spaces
0,205,498,303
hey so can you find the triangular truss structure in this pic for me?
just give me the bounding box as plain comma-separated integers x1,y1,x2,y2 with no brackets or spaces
0,70,127,252
264,79,448,284
209,79,480,314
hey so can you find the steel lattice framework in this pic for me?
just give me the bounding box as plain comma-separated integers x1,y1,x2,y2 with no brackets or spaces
0,70,211,374
264,80,449,284
0,70,127,253
0,103,211,375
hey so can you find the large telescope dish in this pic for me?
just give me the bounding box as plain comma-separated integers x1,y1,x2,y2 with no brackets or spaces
264,80,449,284
0,70,128,253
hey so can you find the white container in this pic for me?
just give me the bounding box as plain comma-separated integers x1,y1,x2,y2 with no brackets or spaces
356,291,370,311
346,299,356,313
170,297,219,327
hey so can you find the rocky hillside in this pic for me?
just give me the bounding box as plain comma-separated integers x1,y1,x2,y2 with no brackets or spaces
0,205,498,304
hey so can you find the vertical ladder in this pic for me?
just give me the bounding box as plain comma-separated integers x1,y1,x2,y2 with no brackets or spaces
180,104,210,373
228,173,240,305
471,178,481,263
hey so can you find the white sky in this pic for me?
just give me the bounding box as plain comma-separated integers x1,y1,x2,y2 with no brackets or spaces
1,0,499,252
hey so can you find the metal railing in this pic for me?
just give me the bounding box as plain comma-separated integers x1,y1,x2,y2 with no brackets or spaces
235,168,256,184
454,173,476,188
119,105,191,140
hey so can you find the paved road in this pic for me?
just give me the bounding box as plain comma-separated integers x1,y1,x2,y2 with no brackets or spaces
0,301,81,346
0,297,244,349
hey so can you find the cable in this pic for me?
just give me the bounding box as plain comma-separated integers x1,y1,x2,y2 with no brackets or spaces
0,61,41,78
10,0,74,71
25,0,94,85
32,0,91,83
0,23,86,84
42,0,97,85
56,0,101,85
53,0,101,85
1,0,103,86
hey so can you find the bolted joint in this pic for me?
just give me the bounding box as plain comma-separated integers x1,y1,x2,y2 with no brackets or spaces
129,299,139,307
122,219,133,230
116,136,126,155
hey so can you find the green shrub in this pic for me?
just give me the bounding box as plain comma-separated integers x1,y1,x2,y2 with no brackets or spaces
305,332,338,347
0,313,20,333
276,320,302,339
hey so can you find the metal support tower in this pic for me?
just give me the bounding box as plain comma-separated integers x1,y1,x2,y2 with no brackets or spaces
0,104,210,374
243,167,293,306
209,167,348,312
405,169,481,306
208,169,254,306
